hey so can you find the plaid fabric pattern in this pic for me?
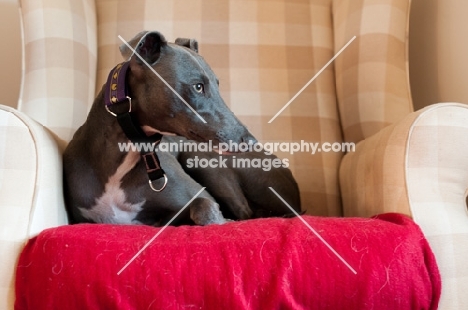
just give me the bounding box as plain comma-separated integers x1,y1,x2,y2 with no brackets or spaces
6,0,466,307
17,0,413,216
340,103,468,308
406,103,468,309
0,106,68,309
333,0,413,144
96,0,343,216
0,0,22,109
19,0,98,143
340,109,419,218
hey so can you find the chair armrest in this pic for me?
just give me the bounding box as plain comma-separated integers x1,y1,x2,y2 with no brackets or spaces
340,102,468,309
0,104,68,309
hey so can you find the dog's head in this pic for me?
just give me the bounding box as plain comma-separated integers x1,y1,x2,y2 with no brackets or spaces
119,31,256,148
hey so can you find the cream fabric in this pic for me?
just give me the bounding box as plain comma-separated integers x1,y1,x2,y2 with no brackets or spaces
0,106,68,309
406,103,468,309
19,0,98,144
340,102,468,308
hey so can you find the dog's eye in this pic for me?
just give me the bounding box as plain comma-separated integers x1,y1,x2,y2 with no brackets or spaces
193,83,204,93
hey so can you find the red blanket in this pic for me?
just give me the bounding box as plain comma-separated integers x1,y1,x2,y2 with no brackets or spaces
15,213,440,309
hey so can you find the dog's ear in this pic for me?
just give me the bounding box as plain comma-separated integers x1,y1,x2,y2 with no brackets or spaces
120,31,167,65
136,32,167,64
175,38,198,53
119,31,149,60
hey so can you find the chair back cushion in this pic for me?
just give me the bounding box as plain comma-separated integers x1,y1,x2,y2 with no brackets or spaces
18,0,413,216
19,0,98,144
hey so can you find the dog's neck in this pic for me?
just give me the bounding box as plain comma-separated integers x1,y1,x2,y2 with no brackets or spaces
90,70,168,190
100,62,169,137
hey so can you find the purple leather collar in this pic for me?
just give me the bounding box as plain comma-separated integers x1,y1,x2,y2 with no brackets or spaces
104,61,131,108
102,61,168,192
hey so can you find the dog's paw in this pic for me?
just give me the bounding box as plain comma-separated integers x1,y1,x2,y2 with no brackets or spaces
189,198,227,226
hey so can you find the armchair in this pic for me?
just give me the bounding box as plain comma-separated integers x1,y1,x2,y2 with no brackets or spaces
1,0,466,308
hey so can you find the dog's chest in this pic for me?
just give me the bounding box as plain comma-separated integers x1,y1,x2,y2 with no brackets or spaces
79,151,146,224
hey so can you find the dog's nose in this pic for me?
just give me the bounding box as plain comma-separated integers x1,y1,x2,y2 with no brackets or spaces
216,128,258,149
242,132,258,145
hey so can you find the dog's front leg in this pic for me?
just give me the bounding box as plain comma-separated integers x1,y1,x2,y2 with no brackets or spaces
177,151,254,220
189,197,227,225
143,150,228,226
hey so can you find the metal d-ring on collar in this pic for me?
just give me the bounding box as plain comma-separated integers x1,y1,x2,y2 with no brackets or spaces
104,61,168,192
149,174,168,192
105,96,132,117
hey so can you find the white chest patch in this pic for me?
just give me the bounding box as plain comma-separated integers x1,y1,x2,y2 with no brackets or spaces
79,151,146,224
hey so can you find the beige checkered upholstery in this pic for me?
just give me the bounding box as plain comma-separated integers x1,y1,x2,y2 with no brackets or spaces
1,0,467,308
96,0,344,216
0,105,68,309
406,104,468,310
19,0,97,146
340,103,468,309
334,0,413,143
